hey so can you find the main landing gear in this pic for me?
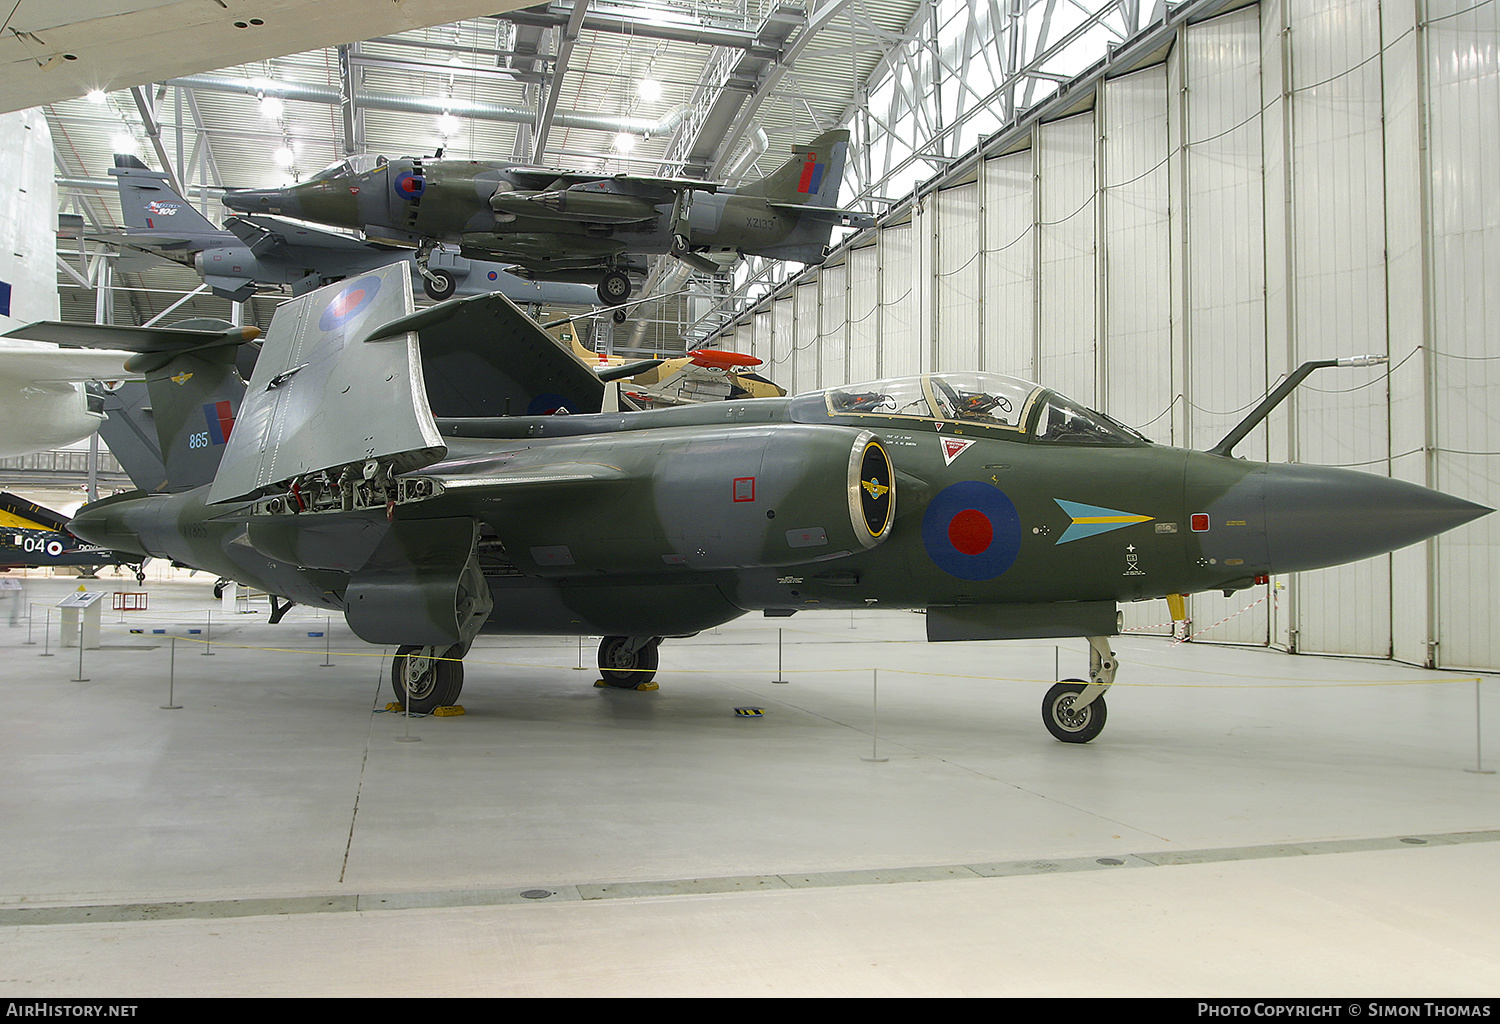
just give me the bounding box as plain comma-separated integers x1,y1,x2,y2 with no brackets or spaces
596,269,631,306
1041,636,1117,744
597,635,662,689
391,643,466,714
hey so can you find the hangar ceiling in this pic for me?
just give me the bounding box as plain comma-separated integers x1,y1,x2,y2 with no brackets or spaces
40,0,1155,355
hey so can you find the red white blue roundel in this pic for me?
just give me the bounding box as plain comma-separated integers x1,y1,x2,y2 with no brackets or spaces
393,172,425,201
921,481,1022,581
487,271,499,281
318,275,382,332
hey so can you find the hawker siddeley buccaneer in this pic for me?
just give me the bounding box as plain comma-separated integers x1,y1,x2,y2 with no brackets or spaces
38,263,1490,742
220,131,873,306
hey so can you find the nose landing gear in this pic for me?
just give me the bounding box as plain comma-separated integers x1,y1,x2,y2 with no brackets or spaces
1042,636,1116,743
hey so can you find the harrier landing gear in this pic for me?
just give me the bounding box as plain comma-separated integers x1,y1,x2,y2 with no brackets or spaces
391,643,466,713
1042,636,1116,744
596,269,631,306
597,635,661,689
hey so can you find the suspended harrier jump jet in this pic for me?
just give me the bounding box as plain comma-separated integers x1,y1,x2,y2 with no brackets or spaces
221,131,873,305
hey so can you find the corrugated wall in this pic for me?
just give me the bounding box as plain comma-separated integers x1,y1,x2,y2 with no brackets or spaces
736,0,1498,671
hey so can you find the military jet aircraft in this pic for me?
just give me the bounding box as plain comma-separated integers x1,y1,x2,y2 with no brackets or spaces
32,264,1490,742
0,491,142,579
220,131,874,305
106,155,600,307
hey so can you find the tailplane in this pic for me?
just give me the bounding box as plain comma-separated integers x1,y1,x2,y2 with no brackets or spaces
8,319,259,493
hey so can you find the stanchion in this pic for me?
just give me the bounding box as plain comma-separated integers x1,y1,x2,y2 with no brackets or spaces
161,637,182,710
202,609,215,656
772,628,788,684
24,601,34,645
1467,679,1494,775
39,607,53,657
71,617,89,682
321,616,333,667
861,669,888,762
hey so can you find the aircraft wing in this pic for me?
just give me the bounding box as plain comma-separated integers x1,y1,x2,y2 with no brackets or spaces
229,215,391,255
0,346,139,384
766,203,878,229
502,168,721,199
207,262,444,505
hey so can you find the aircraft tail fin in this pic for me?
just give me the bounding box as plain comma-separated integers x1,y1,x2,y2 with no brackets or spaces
738,130,850,208
109,154,226,247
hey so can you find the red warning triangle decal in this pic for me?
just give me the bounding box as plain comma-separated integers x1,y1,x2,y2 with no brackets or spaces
940,437,976,466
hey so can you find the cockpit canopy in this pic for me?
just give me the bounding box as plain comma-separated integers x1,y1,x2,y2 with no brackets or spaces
789,372,1150,445
308,153,388,183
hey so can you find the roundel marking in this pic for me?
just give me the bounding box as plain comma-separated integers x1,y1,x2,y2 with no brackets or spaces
45,539,64,558
487,270,499,281
318,274,382,332
857,439,894,540
921,481,1022,581
393,172,426,200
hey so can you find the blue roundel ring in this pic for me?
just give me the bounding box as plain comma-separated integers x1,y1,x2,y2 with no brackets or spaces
920,481,1023,581
318,274,382,332
487,271,499,281
393,172,426,200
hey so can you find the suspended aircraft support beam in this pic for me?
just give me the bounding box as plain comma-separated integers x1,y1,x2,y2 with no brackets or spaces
337,44,364,158
532,0,590,163
129,86,185,200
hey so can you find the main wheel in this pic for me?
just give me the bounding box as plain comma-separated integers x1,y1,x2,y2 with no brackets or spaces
1042,679,1107,744
391,644,465,713
598,636,660,688
422,270,458,301
597,270,631,305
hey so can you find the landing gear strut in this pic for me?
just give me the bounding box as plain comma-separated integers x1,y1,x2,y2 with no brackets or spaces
597,635,661,688
391,643,466,713
1041,636,1117,744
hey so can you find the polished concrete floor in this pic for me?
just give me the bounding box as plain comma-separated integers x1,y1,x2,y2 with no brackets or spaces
0,570,1496,997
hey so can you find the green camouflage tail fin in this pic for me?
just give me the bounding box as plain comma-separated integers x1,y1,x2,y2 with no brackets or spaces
737,130,850,207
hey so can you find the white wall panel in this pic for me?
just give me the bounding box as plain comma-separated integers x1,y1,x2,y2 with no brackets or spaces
772,299,796,396
1182,7,1270,645
818,264,849,387
1427,0,1500,670
935,182,981,372
1283,0,1392,657
1037,114,1098,403
879,223,919,377
793,283,820,393
1101,65,1174,444
847,244,881,381
981,150,1036,378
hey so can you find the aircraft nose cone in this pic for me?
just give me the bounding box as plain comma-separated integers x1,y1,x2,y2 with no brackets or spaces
223,189,293,215
1262,464,1491,573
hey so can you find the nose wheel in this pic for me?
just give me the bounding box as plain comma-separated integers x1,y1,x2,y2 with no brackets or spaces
1041,636,1116,743
1042,680,1107,743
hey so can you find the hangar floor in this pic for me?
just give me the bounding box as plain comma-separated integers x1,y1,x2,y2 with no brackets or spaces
0,573,1497,997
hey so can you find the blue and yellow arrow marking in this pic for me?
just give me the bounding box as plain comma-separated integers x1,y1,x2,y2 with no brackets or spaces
1054,499,1154,544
